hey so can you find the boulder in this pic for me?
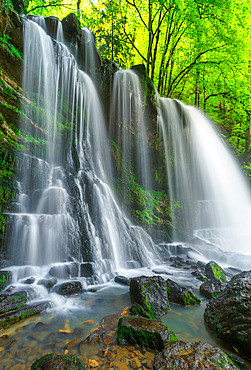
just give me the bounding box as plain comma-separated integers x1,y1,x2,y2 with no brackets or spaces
52,281,82,296
200,279,226,299
204,270,251,359
31,353,85,369
80,262,94,277
49,264,70,279
21,276,36,284
37,277,57,289
117,316,178,351
130,276,169,319
153,341,238,369
205,261,227,282
62,13,80,37
166,279,201,306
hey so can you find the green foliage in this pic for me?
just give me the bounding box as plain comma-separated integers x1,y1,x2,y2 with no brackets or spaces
0,34,22,59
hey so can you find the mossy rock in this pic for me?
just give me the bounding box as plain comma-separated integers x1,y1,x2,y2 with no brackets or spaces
0,270,12,291
0,290,27,314
166,279,201,306
130,275,169,319
52,280,82,296
205,261,227,283
117,316,178,351
154,341,239,369
31,353,85,369
204,270,251,359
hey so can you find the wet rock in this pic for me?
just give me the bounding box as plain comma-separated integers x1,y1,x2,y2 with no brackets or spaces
200,279,226,299
130,303,154,319
67,262,79,278
114,275,130,286
166,279,201,306
81,332,103,345
153,341,238,369
37,277,57,289
152,268,169,274
169,256,185,268
0,270,12,291
205,261,227,282
130,276,169,319
196,260,206,270
21,276,36,284
191,270,207,282
117,316,178,351
31,353,85,369
0,291,27,314
0,301,50,329
80,262,94,277
44,16,61,39
204,270,251,359
52,280,82,296
49,264,70,279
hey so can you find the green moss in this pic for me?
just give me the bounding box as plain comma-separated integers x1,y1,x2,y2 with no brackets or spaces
167,327,179,342
209,352,240,369
211,263,227,282
183,291,201,306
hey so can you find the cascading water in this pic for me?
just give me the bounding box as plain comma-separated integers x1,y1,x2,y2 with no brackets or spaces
109,69,152,200
5,18,159,294
157,96,251,266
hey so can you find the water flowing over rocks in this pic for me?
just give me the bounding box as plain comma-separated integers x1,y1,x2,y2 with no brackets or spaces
200,279,226,299
204,270,251,359
153,341,239,369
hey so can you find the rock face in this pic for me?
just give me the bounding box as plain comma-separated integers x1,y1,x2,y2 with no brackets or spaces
166,279,201,306
153,341,238,369
204,270,251,359
130,276,169,319
205,261,227,282
117,316,178,351
31,353,85,369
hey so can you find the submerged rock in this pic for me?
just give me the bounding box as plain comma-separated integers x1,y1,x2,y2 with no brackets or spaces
166,279,201,306
200,279,226,299
153,341,238,369
205,261,227,282
117,316,178,351
31,353,85,369
204,270,251,359
130,276,169,319
52,281,82,296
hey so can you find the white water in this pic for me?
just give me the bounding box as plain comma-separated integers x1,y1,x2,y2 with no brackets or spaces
110,69,152,197
5,18,159,292
157,97,251,258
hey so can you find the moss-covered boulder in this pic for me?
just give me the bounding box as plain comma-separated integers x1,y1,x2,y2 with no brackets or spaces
117,316,178,351
205,261,227,282
200,279,226,299
31,353,85,369
204,270,251,359
0,270,12,291
166,279,201,306
153,341,239,369
130,276,169,319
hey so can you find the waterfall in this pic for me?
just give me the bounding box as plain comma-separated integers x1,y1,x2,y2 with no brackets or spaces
6,18,159,282
157,97,251,257
109,69,152,203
